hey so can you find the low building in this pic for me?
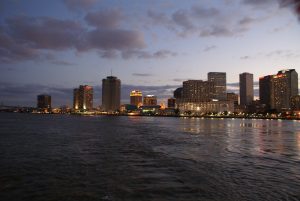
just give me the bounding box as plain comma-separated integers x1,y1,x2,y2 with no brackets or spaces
177,100,234,115
291,95,300,111
168,98,176,108
143,95,157,106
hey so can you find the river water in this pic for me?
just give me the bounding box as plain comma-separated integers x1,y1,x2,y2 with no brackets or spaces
0,113,300,201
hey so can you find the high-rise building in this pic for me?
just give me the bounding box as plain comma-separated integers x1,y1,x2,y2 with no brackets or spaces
208,72,226,100
174,87,183,99
227,92,238,106
143,95,157,106
73,85,93,111
273,69,298,111
130,90,142,107
182,80,214,102
37,94,51,110
102,76,121,112
259,75,274,110
167,98,176,108
73,88,80,110
239,73,253,106
259,69,298,111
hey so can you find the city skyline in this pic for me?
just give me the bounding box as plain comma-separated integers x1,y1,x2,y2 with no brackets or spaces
0,0,300,106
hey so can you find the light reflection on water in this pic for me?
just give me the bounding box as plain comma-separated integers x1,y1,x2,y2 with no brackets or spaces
0,114,300,201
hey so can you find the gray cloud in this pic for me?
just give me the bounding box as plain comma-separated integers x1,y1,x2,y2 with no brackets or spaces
63,0,97,11
51,60,76,66
85,9,123,28
203,45,217,52
121,49,177,59
132,73,153,77
240,56,250,60
0,15,156,63
191,6,220,18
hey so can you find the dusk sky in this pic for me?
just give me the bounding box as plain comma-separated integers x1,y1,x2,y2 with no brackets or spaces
1,0,300,107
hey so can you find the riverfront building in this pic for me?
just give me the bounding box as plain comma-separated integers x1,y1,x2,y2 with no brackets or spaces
227,92,239,106
167,98,176,108
143,95,157,106
102,76,121,112
73,85,93,111
208,72,226,100
259,69,298,111
239,72,254,106
130,90,143,107
37,94,51,111
182,80,215,102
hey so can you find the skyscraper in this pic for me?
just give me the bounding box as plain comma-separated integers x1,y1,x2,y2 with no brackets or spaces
37,94,51,110
259,69,298,111
259,75,274,110
73,85,93,111
143,95,157,106
102,76,121,112
239,73,253,106
273,69,298,110
182,80,214,102
208,72,226,100
130,90,142,107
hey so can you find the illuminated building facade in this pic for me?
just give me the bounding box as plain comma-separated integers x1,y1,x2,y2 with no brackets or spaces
239,72,253,106
168,98,176,108
102,76,121,112
130,90,143,107
37,94,51,110
291,95,300,111
143,95,157,106
177,101,234,115
73,85,93,111
226,92,238,106
182,80,214,102
259,69,298,111
208,72,226,100
273,69,298,111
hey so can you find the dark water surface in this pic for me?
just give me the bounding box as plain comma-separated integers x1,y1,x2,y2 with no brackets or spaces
0,113,300,201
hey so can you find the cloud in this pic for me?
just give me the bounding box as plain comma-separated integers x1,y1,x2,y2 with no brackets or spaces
51,60,76,66
85,9,123,28
132,73,153,77
203,45,217,52
121,49,177,59
191,6,220,18
63,0,97,11
240,56,250,60
0,15,153,63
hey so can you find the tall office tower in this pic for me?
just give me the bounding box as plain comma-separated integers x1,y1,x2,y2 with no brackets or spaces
73,85,93,111
174,87,183,99
78,85,93,110
143,95,157,106
273,69,298,110
167,98,176,108
37,94,51,110
239,72,253,106
130,90,143,107
227,92,239,106
73,88,80,110
102,76,121,112
182,80,214,102
208,72,226,100
259,75,274,110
